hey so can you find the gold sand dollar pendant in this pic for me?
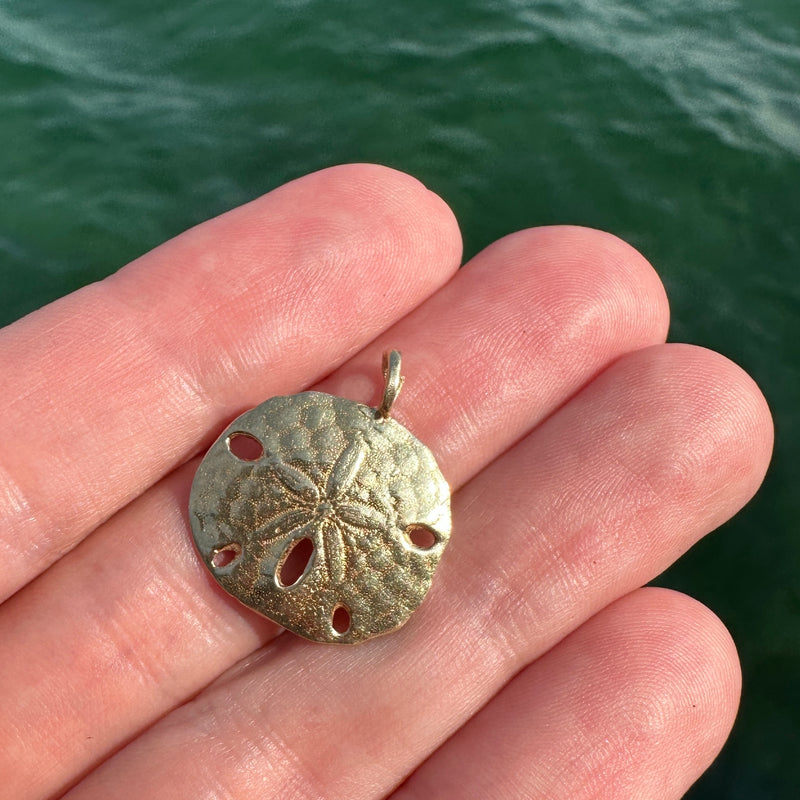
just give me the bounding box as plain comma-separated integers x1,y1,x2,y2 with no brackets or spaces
189,351,451,644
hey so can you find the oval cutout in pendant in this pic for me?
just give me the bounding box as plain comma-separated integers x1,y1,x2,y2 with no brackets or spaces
211,542,242,570
405,524,438,550
227,432,265,461
331,603,351,636
276,537,315,588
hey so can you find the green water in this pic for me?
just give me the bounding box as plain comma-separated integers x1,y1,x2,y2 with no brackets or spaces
1,1,799,796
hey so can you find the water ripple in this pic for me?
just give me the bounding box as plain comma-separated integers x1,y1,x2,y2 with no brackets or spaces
510,0,800,156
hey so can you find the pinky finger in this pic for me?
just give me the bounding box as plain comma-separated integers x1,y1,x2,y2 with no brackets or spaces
392,587,741,800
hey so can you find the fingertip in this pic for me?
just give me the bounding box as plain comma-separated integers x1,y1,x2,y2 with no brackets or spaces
547,225,672,346
603,587,742,775
613,585,742,701
472,224,671,353
576,342,773,546
118,162,463,307
268,162,464,277
637,343,774,511
675,343,774,490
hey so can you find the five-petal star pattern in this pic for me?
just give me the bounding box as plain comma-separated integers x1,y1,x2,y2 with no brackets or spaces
254,436,388,585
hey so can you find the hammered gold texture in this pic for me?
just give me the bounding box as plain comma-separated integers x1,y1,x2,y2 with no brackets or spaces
189,390,451,643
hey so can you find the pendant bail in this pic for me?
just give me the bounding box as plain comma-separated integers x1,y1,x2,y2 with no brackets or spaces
378,350,404,419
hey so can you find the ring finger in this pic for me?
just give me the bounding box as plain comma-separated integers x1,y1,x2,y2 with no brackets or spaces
392,588,740,800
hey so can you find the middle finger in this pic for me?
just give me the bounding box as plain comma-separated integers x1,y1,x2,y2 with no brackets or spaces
0,227,667,799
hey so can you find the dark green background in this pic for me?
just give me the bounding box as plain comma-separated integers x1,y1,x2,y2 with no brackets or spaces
1,1,798,796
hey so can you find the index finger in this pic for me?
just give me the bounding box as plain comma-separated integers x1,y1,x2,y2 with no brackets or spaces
0,164,462,601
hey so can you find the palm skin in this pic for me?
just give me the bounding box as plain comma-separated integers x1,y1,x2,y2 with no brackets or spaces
0,164,772,799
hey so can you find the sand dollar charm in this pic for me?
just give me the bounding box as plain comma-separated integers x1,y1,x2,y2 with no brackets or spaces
189,351,451,644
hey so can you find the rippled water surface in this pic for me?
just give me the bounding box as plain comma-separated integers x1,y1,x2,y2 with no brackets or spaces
1,1,799,796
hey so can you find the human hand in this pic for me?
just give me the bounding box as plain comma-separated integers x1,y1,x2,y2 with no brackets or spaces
0,165,772,799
